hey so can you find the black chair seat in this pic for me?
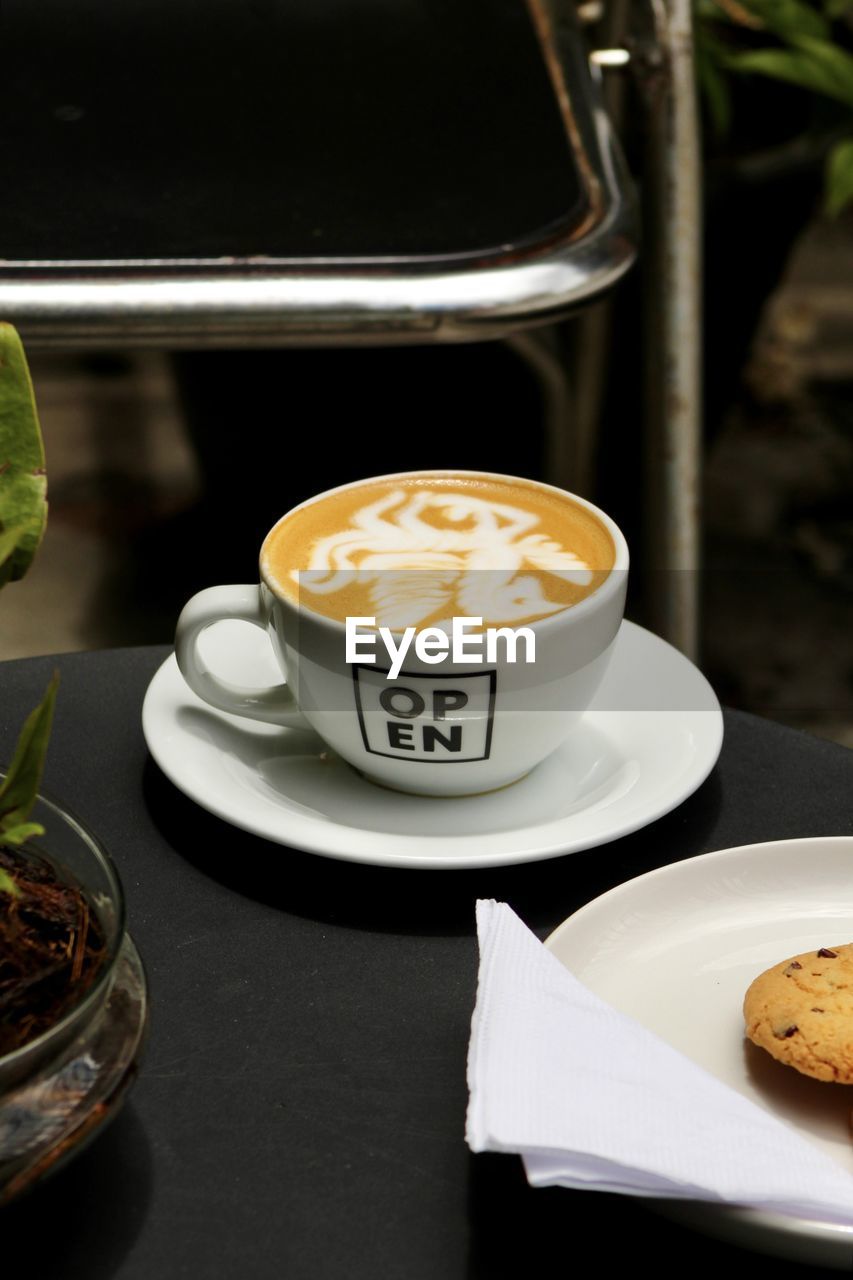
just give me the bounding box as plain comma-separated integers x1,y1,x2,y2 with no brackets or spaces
0,0,635,345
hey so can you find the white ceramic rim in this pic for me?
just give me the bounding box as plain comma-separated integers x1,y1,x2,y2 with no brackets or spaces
143,620,723,869
258,468,630,633
544,836,853,1255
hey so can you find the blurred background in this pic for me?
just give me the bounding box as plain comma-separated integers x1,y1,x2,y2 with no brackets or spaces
4,205,851,745
1,0,852,747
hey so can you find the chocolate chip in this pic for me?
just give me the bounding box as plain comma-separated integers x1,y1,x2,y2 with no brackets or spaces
818,948,838,958
773,1025,799,1039
811,1008,825,1013
784,961,803,975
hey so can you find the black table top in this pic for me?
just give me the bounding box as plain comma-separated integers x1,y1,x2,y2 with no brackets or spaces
1,0,584,263
1,645,852,1278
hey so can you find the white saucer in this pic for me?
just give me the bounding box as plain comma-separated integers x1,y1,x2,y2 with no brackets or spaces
141,619,723,870
546,837,853,1269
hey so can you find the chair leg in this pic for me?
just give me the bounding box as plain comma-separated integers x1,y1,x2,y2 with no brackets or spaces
507,304,610,501
636,0,702,659
513,0,703,661
505,327,575,491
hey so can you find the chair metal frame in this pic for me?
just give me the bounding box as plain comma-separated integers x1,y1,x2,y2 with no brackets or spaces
522,0,702,657
1,0,701,657
0,1,635,350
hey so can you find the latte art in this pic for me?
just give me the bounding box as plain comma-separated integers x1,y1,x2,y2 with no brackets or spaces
262,474,615,628
295,490,592,628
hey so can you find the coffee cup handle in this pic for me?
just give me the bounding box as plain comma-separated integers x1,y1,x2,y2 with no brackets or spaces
175,585,311,729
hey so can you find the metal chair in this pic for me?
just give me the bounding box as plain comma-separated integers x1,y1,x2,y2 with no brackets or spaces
0,1,700,653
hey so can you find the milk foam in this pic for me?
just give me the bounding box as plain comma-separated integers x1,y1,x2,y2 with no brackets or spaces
288,488,595,629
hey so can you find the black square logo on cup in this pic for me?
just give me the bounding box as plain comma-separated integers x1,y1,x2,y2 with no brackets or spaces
352,667,497,762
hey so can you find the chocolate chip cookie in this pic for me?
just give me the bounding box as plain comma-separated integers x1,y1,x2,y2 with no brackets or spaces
744,945,853,1083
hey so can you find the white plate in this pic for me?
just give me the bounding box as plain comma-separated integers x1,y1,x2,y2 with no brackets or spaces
141,619,722,870
546,836,853,1269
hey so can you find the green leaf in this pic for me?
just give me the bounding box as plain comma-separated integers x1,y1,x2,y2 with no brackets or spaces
726,36,853,110
0,672,58,844
825,137,853,215
0,522,28,568
740,0,830,41
0,822,44,848
0,866,21,897
822,0,852,18
0,324,47,586
697,37,734,136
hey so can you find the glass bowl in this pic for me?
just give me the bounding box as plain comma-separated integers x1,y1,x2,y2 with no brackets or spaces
0,782,126,1091
0,781,148,1202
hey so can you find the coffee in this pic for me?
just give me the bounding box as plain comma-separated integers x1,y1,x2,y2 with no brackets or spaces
261,473,615,629
177,471,628,795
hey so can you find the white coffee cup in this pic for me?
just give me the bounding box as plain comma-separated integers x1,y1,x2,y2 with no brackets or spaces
175,470,628,797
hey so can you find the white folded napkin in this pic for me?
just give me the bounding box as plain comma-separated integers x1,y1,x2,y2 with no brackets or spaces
466,899,853,1225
